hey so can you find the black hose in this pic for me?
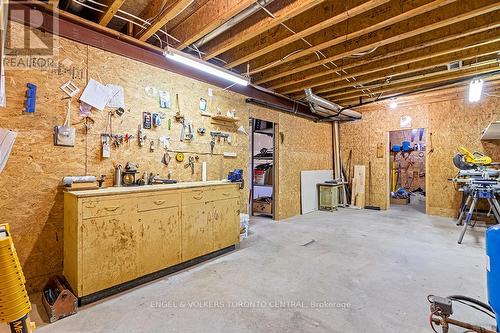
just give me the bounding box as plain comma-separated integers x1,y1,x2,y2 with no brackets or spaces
448,295,495,314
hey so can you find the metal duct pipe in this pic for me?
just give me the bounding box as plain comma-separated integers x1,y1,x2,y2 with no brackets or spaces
193,0,275,48
311,104,353,121
304,88,362,120
246,98,319,121
310,105,332,117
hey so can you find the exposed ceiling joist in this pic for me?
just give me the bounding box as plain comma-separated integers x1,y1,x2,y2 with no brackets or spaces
136,0,193,42
290,31,500,96
340,78,500,108
223,0,389,69
331,62,500,102
321,46,499,99
34,0,500,106
253,0,500,85
9,2,318,119
168,0,257,50
99,0,126,27
249,0,457,75
272,17,500,92
201,0,324,61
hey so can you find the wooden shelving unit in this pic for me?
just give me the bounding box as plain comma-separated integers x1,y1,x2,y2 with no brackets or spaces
251,119,275,218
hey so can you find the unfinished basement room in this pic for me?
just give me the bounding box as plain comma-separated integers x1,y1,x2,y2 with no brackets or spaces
1,0,500,332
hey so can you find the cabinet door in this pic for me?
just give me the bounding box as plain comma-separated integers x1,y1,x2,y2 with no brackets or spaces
81,214,138,296
137,207,181,275
211,198,240,251
181,202,212,261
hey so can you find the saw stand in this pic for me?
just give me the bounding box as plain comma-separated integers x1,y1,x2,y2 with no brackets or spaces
456,179,500,244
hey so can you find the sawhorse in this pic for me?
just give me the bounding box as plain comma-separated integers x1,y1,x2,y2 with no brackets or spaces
457,189,500,244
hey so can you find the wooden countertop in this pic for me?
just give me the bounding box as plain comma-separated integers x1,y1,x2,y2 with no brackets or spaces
65,180,238,198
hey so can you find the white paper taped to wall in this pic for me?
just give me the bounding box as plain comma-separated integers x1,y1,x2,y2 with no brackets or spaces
106,84,125,108
0,128,17,173
80,79,113,111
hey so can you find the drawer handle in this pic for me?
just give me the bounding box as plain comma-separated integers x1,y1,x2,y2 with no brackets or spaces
84,202,96,208
222,192,230,196
104,206,120,211
154,200,166,205
193,194,203,200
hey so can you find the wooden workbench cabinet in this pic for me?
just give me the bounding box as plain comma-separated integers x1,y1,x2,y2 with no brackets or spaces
64,182,240,299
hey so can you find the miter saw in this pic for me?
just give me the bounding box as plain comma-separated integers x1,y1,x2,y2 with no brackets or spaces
453,146,493,170
450,147,500,244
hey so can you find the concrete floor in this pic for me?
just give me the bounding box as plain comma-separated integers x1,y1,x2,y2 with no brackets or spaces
12,206,497,332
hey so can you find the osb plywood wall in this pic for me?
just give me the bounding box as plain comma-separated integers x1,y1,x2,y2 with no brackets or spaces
0,22,332,292
340,89,500,216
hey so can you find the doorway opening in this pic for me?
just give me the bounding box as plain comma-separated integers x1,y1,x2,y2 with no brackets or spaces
389,128,426,213
249,118,276,219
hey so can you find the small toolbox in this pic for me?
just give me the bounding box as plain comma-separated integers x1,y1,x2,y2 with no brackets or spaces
42,276,78,323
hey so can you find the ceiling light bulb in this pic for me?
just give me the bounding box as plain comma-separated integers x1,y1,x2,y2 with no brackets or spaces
164,49,248,86
389,101,398,109
469,78,483,103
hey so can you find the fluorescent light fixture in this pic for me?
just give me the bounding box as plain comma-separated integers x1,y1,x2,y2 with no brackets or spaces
164,49,248,86
469,78,483,103
389,100,398,109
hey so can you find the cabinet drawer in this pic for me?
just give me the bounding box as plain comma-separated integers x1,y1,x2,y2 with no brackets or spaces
138,193,180,212
181,189,208,205
82,198,136,219
211,187,239,201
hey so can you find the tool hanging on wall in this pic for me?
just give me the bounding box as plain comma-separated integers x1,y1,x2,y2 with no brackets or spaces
138,124,146,147
152,113,161,127
115,107,125,116
185,156,195,174
101,134,111,158
210,131,230,142
158,136,171,165
124,133,134,143
143,112,152,129
180,120,194,142
101,111,113,158
159,90,171,108
54,99,76,147
24,83,37,113
60,80,79,98
175,152,185,162
159,136,170,150
210,140,215,155
174,94,184,122
199,98,207,112
111,134,127,147
162,152,171,165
